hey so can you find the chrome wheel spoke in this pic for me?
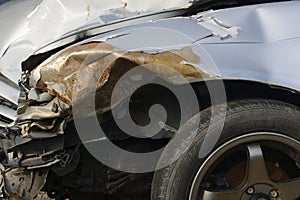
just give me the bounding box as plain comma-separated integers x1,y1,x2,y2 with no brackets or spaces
202,189,243,200
246,144,271,184
278,177,300,199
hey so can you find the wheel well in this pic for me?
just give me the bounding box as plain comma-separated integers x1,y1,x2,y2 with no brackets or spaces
61,80,300,199
193,80,300,109
223,80,300,106
127,80,300,136
64,79,300,143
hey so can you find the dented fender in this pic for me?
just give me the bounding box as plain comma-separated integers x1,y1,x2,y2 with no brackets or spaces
1,1,300,198
17,2,300,131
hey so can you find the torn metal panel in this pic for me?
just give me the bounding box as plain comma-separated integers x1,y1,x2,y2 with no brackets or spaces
17,97,69,121
20,119,66,139
31,42,213,109
77,1,300,93
0,1,201,126
2,0,300,103
2,1,300,199
0,0,194,85
16,1,300,130
14,94,69,138
77,18,222,76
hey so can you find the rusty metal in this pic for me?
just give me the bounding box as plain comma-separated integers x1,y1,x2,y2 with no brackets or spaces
32,42,212,109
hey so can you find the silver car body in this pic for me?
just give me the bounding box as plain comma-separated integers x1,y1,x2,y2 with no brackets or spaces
1,1,300,125
1,0,300,198
0,0,193,124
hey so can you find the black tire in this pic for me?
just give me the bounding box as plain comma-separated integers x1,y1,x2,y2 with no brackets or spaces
151,99,300,200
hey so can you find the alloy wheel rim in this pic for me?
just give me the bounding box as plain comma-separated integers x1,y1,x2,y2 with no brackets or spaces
189,132,300,200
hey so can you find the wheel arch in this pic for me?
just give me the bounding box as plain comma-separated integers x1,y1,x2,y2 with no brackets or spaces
192,79,300,109
87,79,300,141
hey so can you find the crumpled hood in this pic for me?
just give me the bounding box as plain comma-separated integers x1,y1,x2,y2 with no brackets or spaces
0,0,192,85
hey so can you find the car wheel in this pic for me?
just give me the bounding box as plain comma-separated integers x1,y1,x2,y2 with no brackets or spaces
151,99,300,200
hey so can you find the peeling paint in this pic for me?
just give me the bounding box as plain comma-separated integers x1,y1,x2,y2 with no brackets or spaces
197,16,241,39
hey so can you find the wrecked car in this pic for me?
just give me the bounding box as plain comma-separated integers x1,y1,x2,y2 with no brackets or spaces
1,0,300,199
